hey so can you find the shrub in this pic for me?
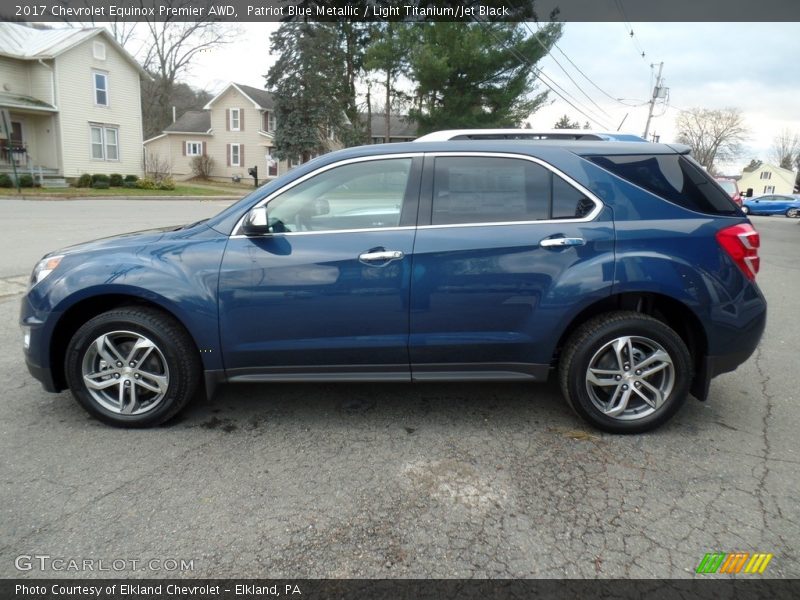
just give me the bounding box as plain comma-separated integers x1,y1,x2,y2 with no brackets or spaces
92,180,110,189
157,177,175,191
91,173,110,185
190,155,214,179
109,173,123,187
124,174,139,183
18,174,34,188
0,173,12,188
123,181,138,188
75,173,92,188
136,177,157,190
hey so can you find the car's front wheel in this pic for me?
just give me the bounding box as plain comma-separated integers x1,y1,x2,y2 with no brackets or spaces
741,205,750,215
559,311,692,434
65,307,201,427
786,208,799,218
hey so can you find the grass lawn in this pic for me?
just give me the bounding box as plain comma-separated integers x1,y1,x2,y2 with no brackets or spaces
0,184,242,198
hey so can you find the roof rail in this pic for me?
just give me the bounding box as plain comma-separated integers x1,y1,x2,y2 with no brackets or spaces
413,129,647,142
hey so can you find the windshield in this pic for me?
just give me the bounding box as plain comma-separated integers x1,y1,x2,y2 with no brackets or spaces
716,180,737,196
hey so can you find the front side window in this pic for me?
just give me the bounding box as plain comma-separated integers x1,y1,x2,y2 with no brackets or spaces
264,111,276,132
264,158,412,232
93,72,108,106
230,144,241,166
760,171,771,180
763,185,775,194
90,125,119,161
431,156,595,225
230,108,240,131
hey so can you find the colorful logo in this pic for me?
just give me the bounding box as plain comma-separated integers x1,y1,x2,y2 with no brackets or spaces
696,552,773,574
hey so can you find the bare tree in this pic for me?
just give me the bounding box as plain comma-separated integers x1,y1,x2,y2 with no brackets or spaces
675,107,748,171
770,128,800,170
140,1,233,136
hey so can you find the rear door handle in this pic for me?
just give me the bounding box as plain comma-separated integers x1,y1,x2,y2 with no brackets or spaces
539,237,585,248
358,250,404,263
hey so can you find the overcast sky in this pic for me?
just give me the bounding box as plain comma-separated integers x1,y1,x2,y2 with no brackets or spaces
185,22,798,175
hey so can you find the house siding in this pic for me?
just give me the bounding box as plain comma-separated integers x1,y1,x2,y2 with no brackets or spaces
144,134,215,181
0,58,31,96
28,60,54,105
55,37,143,178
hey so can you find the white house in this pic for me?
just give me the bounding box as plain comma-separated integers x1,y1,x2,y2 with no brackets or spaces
143,82,291,183
0,22,146,186
738,162,796,196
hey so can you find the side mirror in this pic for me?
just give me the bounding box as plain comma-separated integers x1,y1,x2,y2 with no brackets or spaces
745,188,753,198
241,206,270,236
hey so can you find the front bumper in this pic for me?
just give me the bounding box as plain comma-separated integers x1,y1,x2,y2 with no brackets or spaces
20,292,63,394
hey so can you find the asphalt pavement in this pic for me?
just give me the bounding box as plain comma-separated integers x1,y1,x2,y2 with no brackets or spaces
0,201,797,578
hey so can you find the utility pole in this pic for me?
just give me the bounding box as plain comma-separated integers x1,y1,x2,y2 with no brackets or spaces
643,61,664,140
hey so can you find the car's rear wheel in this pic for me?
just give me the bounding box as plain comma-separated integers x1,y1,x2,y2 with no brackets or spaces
741,205,750,215
786,208,799,218
559,311,692,434
65,307,201,427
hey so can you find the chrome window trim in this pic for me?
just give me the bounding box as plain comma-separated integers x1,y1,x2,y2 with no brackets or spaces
230,151,604,238
231,153,423,238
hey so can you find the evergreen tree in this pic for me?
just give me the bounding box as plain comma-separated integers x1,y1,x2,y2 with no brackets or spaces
406,22,562,134
266,23,349,162
554,114,580,129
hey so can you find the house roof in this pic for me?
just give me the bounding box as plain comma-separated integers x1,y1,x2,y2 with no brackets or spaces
0,91,57,112
368,114,418,139
164,110,211,134
203,82,275,110
0,22,148,77
741,161,794,176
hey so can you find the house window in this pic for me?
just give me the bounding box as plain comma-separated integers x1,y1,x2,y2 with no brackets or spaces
230,108,240,131
93,41,106,60
90,125,119,161
93,72,108,106
763,185,775,194
760,171,771,180
263,111,276,132
186,141,203,156
230,144,241,166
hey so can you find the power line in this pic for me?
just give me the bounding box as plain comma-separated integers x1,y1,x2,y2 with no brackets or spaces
614,0,649,62
472,18,612,129
522,22,611,118
528,21,645,108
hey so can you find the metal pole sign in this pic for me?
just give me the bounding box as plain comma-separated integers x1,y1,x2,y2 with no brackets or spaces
0,109,21,192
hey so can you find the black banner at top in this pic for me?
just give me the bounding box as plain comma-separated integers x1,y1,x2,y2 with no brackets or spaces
2,0,800,23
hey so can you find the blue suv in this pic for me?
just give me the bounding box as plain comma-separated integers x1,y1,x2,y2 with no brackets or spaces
20,136,767,433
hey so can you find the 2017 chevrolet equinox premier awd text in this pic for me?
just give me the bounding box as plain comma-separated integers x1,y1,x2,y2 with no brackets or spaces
20,134,767,433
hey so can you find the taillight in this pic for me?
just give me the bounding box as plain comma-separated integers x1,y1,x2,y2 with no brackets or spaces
716,223,760,280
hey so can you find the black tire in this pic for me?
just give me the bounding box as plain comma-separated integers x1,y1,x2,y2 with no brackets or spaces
741,205,749,215
558,311,692,434
65,307,201,427
786,208,799,218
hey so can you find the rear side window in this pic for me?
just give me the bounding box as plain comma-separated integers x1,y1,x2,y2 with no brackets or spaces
588,154,737,215
432,156,596,225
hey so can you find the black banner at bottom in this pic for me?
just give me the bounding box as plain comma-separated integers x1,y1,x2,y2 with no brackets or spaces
3,579,800,600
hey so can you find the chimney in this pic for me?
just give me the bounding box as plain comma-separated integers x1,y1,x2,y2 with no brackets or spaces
172,106,176,123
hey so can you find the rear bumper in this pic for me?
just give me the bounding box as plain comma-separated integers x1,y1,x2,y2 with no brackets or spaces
692,298,766,401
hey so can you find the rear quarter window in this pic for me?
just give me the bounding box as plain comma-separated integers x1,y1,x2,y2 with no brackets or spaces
588,154,738,215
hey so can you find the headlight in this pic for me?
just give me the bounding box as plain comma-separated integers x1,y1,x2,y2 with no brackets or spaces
31,255,64,286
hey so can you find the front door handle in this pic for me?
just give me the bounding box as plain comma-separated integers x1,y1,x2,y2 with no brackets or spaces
358,250,404,263
539,237,585,248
